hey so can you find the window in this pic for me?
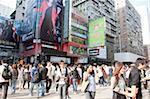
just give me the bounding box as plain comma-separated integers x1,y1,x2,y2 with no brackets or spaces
23,7,25,9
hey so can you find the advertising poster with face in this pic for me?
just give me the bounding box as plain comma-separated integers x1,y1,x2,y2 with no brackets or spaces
21,0,37,42
0,16,18,43
40,0,63,43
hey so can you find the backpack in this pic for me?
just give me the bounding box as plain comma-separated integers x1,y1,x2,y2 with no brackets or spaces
2,65,12,80
73,69,80,79
40,67,48,80
23,72,30,81
33,68,40,83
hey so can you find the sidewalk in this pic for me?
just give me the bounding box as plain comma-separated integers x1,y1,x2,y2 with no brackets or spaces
1,85,149,99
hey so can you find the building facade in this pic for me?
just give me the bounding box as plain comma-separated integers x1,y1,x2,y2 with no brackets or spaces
115,0,144,62
72,0,117,63
15,0,26,21
14,0,66,63
144,45,150,61
0,1,18,62
148,0,150,41
63,6,88,63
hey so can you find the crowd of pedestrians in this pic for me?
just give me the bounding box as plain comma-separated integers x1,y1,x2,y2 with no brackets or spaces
0,58,150,99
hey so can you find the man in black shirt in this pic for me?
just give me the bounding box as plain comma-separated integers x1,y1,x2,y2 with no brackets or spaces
128,59,146,99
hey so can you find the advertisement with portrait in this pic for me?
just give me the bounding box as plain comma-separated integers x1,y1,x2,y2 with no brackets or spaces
21,0,37,42
0,16,19,46
89,17,106,48
39,0,64,43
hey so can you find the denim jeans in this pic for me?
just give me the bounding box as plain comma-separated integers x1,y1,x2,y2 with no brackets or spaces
30,82,39,97
72,79,77,92
1,82,9,99
59,84,67,99
40,80,45,96
11,80,17,94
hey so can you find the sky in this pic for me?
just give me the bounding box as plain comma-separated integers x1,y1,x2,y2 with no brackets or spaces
0,0,150,44
129,0,150,45
0,0,16,10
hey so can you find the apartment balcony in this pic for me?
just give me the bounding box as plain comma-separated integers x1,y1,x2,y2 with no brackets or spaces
71,31,87,39
73,0,87,7
71,22,88,31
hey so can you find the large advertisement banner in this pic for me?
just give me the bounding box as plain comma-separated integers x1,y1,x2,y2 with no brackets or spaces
0,16,18,44
21,0,37,42
18,0,64,43
89,17,106,48
39,0,63,43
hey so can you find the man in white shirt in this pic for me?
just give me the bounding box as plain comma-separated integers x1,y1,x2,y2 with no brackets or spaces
57,60,68,99
46,62,53,93
0,59,11,99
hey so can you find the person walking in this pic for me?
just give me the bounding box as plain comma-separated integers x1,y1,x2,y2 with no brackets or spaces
46,62,53,93
55,64,60,92
111,62,127,99
0,59,12,99
72,66,80,94
18,64,24,91
57,60,68,99
29,62,40,97
23,65,30,89
98,66,104,86
113,59,146,99
11,64,18,95
77,64,82,84
128,59,146,99
39,61,48,96
142,63,150,96
83,65,96,99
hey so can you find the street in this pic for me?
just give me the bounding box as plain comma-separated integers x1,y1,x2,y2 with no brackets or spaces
2,86,149,99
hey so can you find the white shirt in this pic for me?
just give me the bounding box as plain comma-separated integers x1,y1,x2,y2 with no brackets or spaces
18,68,24,81
104,66,109,75
98,69,103,77
46,65,52,79
0,63,9,83
77,67,82,78
51,65,56,76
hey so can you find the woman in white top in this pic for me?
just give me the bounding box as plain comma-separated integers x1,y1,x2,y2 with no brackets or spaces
18,64,24,91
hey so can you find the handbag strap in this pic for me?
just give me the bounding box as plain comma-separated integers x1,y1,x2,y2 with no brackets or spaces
113,76,119,89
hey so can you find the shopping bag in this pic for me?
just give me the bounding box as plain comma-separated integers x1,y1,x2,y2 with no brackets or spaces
81,80,89,92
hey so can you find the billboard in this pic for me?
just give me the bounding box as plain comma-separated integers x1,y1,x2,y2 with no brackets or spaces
21,0,37,42
16,0,64,43
0,16,18,44
89,17,106,48
39,0,64,43
95,46,107,59
70,46,86,55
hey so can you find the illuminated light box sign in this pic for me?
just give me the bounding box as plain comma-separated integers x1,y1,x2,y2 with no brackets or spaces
88,17,106,48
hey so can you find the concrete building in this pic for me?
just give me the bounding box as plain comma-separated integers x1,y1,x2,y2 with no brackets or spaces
148,0,150,41
15,0,26,21
115,0,144,62
144,45,150,61
72,0,117,63
0,4,14,18
63,6,88,63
